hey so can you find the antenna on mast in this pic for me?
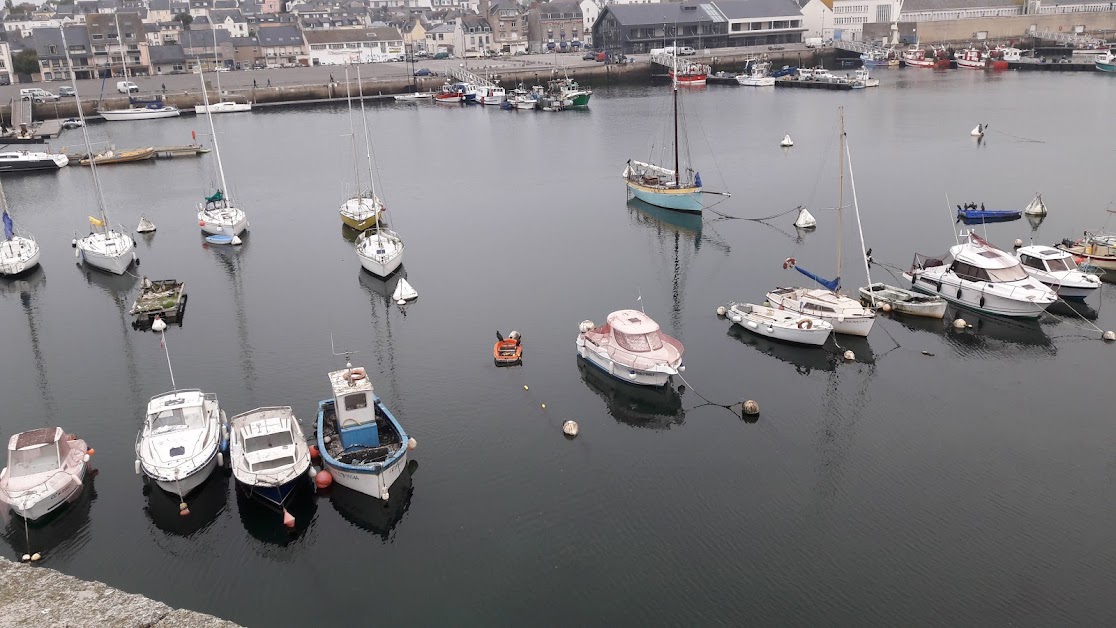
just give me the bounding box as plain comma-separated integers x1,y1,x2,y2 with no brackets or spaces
330,333,361,370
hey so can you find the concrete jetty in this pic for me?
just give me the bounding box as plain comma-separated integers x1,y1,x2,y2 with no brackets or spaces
0,557,240,628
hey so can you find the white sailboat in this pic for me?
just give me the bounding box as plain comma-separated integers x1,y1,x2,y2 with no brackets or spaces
0,192,40,276
195,69,248,242
98,15,179,121
194,25,251,114
768,108,876,336
61,27,137,275
354,66,404,278
339,69,383,232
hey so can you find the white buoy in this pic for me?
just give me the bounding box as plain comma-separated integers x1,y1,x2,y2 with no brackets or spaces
1103,330,1116,342
742,400,760,415
780,133,794,147
971,124,984,137
393,278,418,302
716,305,727,317
509,331,521,340
407,437,417,450
30,553,40,562
1023,193,1047,216
793,207,816,229
731,314,743,323
843,350,855,361
134,459,141,475
136,216,156,233
1013,239,1023,248
880,302,892,313
953,318,968,329
151,317,167,333
562,420,579,437
578,320,595,333
396,299,406,305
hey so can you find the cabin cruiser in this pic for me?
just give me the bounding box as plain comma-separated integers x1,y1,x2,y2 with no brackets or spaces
135,389,227,499
0,151,68,172
229,406,310,513
906,232,1057,318
0,428,90,521
766,286,875,336
576,310,684,387
1016,245,1101,299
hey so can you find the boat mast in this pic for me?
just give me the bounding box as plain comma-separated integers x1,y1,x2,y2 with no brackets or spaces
355,65,385,241
344,68,362,198
211,24,222,101
845,124,874,306
114,14,128,82
673,40,679,186
199,68,231,200
836,106,845,290
60,27,111,235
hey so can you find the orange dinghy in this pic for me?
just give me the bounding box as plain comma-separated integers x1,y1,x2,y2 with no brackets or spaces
493,331,523,366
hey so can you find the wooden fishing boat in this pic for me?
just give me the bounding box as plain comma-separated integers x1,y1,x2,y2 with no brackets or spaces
859,282,947,318
79,146,156,166
493,331,523,366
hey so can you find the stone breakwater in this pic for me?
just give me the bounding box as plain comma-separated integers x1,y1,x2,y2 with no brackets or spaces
0,558,239,628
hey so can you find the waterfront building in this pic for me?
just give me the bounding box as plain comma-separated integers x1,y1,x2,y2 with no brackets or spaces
593,0,804,54
530,0,586,53
488,0,531,54
87,12,151,77
257,24,307,66
304,27,406,65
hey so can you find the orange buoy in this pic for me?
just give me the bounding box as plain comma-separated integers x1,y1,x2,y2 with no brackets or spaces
86,448,95,456
314,469,333,489
309,445,320,459
283,509,295,528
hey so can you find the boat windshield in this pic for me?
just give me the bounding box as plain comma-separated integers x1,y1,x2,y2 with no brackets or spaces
985,264,1029,282
614,331,664,353
1046,257,1076,272
149,406,203,431
243,430,293,454
8,444,61,478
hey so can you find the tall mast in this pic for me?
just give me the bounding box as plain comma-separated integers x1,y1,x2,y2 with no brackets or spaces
355,65,379,203
61,27,111,234
199,69,230,198
672,41,679,186
344,68,362,197
845,125,874,306
836,106,845,289
114,14,127,81
211,24,222,99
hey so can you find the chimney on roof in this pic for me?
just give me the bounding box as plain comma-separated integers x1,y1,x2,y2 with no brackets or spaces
479,0,489,17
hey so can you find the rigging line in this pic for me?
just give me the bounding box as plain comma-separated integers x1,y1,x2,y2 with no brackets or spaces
692,105,729,191
988,129,1045,144
675,372,742,416
805,115,841,211
1052,295,1105,336
704,204,802,222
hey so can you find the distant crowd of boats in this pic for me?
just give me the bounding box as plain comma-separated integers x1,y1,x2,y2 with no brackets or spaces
861,41,1116,72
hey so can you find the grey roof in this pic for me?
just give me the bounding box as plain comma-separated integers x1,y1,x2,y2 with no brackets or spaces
459,14,491,30
602,2,724,26
179,28,232,47
211,8,246,21
257,25,304,45
148,43,186,63
32,25,90,58
901,0,1018,11
538,1,582,19
150,0,172,10
713,0,802,19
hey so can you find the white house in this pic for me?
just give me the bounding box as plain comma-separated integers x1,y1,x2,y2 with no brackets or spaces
210,9,250,37
579,0,599,45
304,26,405,65
801,0,901,41
0,42,13,83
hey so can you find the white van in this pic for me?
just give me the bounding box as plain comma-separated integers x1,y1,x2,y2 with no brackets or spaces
116,81,139,93
678,46,697,56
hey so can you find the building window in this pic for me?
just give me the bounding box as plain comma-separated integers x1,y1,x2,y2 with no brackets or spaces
92,34,104,40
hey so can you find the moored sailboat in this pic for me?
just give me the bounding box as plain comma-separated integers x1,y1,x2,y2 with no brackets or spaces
194,25,251,114
354,67,405,278
0,200,39,277
339,69,383,232
195,69,248,241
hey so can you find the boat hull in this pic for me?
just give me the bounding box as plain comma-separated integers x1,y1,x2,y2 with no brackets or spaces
625,180,702,214
1097,61,1116,72
341,214,379,231
957,209,1021,223
98,107,180,121
9,465,86,521
736,76,775,86
356,229,404,278
575,336,675,387
149,452,219,497
193,102,252,114
239,474,306,509
858,283,947,318
724,303,831,346
0,154,68,171
907,272,1052,318
316,399,410,500
198,208,248,236
765,290,875,336
0,237,40,276
77,232,136,275
1055,244,1116,270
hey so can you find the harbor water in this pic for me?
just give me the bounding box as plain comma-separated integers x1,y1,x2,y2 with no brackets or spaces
3,68,1116,624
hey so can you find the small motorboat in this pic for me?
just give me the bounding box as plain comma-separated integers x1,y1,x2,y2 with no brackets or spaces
0,428,91,521
0,151,69,172
1016,245,1101,299
62,118,84,129
205,233,242,246
493,330,523,366
858,282,947,318
316,362,414,501
576,309,684,387
719,302,832,346
79,147,156,166
1056,232,1116,271
956,202,1020,223
136,389,228,500
229,406,311,518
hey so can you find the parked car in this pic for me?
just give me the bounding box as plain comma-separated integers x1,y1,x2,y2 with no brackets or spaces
0,75,10,86
20,88,60,103
582,51,597,60
768,45,786,51
414,68,433,77
116,81,139,93
58,86,75,97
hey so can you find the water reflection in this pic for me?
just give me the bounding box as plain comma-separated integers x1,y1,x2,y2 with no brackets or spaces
1047,298,1098,321
81,268,143,409
1,474,97,561
577,356,684,430
209,245,257,397
887,306,1053,352
341,224,360,243
236,480,316,548
329,459,417,540
0,268,55,416
143,471,229,538
726,323,836,375
358,268,407,402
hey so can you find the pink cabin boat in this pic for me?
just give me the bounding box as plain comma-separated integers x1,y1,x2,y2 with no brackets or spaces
0,427,89,521
576,309,685,387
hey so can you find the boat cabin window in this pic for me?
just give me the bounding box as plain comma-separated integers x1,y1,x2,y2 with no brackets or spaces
802,302,835,314
1020,255,1045,271
1045,257,1075,272
149,406,202,431
9,444,61,478
250,456,295,472
950,261,990,282
343,392,368,411
985,264,1029,283
615,331,664,353
243,430,293,454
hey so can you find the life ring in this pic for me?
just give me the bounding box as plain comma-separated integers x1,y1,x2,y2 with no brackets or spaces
345,368,366,382
797,319,813,329
783,257,796,270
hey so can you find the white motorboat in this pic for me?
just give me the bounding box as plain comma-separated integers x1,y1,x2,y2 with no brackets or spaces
852,68,879,87
773,108,876,337
316,362,414,501
0,151,68,172
352,66,405,277
858,283,947,318
576,309,685,387
194,26,252,114
905,231,1057,318
339,69,384,232
99,97,180,121
736,62,774,86
512,86,538,110
1,205,40,276
720,302,832,346
0,427,90,521
393,92,435,101
1023,193,1047,216
229,406,311,516
60,28,137,275
195,70,248,238
477,85,507,105
1016,244,1100,299
136,390,227,499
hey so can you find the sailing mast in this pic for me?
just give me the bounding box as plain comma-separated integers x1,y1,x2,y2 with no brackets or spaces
344,68,362,198
672,41,679,187
211,24,223,101
355,65,383,244
836,107,845,290
199,69,231,202
61,27,111,236
844,114,875,306
114,14,128,82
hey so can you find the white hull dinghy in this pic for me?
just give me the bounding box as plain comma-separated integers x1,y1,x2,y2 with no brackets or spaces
905,231,1057,318
136,390,228,499
229,406,311,523
0,427,90,522
576,309,685,387
1016,245,1101,299
720,302,832,346
858,283,947,318
316,362,414,501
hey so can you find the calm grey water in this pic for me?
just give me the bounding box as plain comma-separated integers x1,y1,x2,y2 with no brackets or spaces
3,69,1116,625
